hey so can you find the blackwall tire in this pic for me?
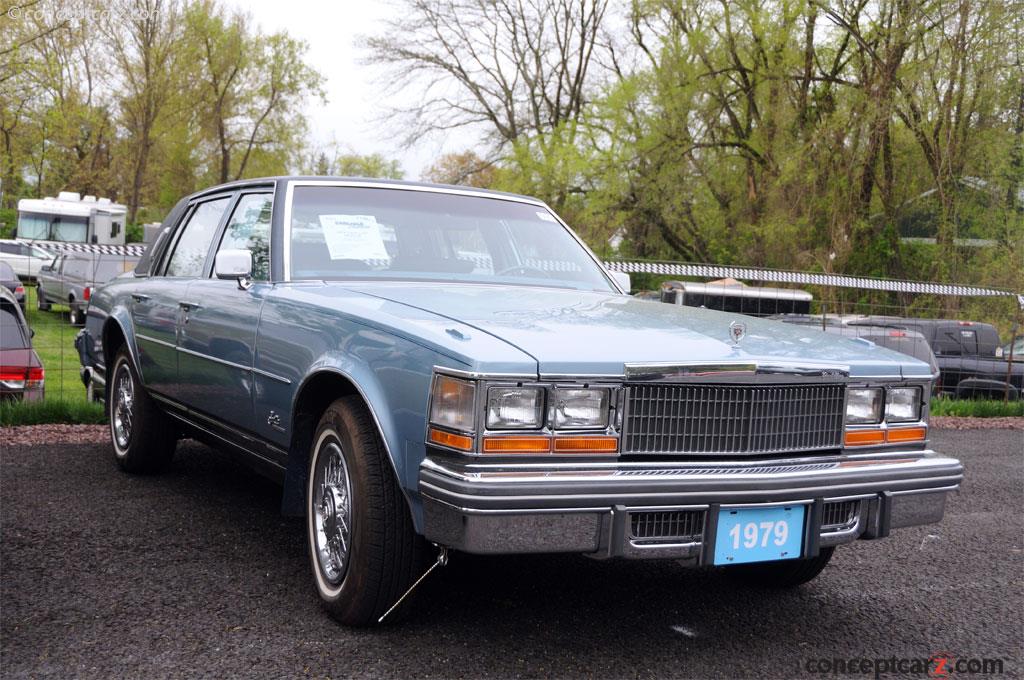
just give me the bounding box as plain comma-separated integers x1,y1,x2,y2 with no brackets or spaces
306,396,426,626
109,349,177,473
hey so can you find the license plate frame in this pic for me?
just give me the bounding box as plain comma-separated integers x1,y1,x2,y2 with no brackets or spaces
713,504,806,566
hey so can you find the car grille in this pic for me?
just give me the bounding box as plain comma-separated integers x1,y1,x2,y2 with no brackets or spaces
629,510,705,543
821,500,860,532
622,383,845,455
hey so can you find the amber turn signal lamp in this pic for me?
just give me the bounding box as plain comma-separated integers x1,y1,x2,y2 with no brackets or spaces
552,436,618,454
482,436,551,453
886,427,927,443
428,427,474,451
844,429,886,447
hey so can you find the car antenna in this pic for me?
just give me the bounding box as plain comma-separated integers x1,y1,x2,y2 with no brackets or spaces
377,545,449,624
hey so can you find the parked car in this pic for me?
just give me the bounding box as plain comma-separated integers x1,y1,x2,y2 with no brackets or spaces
76,177,962,626
37,253,137,326
770,314,940,379
847,316,1023,399
0,239,54,280
0,287,44,402
0,261,26,311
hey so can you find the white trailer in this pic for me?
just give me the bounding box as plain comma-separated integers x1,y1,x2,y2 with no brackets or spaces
15,192,143,256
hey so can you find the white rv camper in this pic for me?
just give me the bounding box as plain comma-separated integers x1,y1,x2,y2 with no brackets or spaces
16,192,139,255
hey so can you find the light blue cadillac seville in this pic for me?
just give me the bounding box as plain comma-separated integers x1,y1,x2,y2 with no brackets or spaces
77,177,963,625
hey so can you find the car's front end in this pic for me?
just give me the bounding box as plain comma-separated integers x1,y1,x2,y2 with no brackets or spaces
418,363,961,565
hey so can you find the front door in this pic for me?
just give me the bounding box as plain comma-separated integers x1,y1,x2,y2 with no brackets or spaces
177,192,273,432
132,195,232,399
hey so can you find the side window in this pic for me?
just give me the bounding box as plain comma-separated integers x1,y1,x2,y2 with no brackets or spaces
165,197,231,278
214,193,272,281
0,244,16,254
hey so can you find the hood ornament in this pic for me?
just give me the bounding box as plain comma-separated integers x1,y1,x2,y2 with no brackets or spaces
728,320,747,345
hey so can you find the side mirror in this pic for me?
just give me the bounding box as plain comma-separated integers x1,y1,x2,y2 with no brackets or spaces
214,249,253,290
41,265,52,272
610,270,631,294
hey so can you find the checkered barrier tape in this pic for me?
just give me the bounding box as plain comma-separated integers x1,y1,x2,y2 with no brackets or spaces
604,261,1024,309
18,240,146,258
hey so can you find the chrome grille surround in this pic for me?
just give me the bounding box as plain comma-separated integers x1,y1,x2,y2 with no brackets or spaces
629,510,706,543
622,383,846,455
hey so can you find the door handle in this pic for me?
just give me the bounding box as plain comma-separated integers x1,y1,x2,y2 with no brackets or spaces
131,294,150,302
178,301,202,311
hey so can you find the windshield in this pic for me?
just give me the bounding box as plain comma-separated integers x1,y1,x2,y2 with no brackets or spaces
288,186,614,292
18,212,89,242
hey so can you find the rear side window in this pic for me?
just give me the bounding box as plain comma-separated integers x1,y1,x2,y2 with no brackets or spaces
214,193,272,281
63,259,91,279
0,307,27,348
0,244,17,254
165,197,231,278
0,262,15,279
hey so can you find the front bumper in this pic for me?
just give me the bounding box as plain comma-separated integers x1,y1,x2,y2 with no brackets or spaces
419,451,963,563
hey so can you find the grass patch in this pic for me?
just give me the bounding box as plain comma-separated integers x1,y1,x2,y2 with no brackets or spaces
0,398,104,426
23,285,90,405
930,397,1024,418
1,286,99,425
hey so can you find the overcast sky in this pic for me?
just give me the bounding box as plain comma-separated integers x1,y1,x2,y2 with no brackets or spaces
225,0,465,179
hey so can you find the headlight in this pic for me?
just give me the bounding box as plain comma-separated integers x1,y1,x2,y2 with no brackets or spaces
552,388,610,429
846,387,883,424
429,375,476,432
486,386,545,429
886,386,922,423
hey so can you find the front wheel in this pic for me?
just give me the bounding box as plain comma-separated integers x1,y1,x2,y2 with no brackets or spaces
306,396,425,626
109,349,177,473
69,305,84,326
719,547,834,588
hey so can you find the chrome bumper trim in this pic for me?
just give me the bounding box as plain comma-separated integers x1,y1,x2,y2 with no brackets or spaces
419,451,962,558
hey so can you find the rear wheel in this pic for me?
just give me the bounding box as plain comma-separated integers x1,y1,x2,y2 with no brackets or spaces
109,348,177,473
720,547,834,588
36,287,50,311
306,396,425,626
69,305,84,326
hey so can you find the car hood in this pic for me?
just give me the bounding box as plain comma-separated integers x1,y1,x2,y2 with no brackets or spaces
345,282,929,379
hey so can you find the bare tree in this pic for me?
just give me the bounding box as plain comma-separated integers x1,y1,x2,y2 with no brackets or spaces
363,0,610,149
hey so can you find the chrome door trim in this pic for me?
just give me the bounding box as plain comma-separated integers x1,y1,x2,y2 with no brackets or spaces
135,332,176,349
173,344,292,385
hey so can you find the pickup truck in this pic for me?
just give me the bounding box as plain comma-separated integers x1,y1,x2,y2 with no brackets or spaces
848,317,1023,400
37,253,137,326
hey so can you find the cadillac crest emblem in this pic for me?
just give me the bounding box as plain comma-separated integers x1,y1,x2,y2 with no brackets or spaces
728,320,747,345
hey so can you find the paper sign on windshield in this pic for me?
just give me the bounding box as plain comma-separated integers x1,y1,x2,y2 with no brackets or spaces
318,214,389,261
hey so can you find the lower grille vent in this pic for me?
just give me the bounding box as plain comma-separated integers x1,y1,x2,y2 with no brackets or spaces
629,510,706,543
822,500,860,532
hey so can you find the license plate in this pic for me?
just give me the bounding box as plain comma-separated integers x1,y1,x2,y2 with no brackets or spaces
713,505,805,565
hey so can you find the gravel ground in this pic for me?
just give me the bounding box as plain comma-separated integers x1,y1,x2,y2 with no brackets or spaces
1,429,1021,679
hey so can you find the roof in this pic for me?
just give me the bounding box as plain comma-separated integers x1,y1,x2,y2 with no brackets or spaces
184,176,542,205
18,194,127,217
662,279,813,302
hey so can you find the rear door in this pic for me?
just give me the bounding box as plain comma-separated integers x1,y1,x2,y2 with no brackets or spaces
130,195,233,399
177,190,273,431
